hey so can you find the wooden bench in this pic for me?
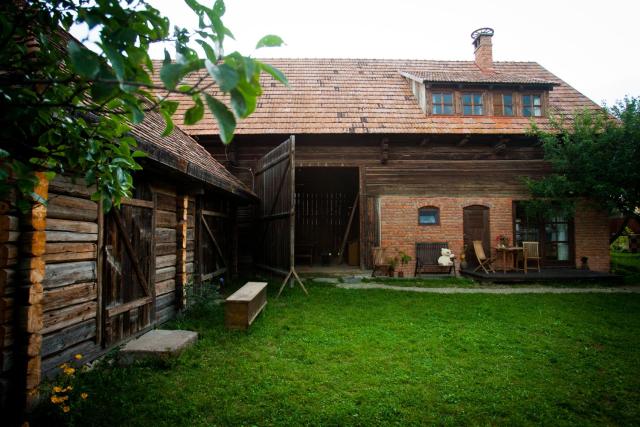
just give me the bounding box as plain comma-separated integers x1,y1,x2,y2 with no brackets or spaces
225,282,268,330
415,242,455,276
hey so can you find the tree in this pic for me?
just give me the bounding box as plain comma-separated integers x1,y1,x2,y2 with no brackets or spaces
526,97,640,242
0,0,287,211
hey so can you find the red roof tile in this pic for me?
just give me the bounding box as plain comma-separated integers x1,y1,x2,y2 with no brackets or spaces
152,58,600,136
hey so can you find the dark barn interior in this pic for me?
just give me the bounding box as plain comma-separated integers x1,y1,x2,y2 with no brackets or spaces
295,167,360,266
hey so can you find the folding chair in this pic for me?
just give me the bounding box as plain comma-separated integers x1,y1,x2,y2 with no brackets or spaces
473,240,495,274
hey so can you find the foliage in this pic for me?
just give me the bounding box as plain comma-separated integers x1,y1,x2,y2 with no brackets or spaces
39,353,90,424
0,0,286,211
611,252,640,285
525,97,640,223
30,284,640,426
398,250,412,266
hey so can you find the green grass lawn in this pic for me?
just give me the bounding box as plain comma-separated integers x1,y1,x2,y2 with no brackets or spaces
612,252,640,284
34,283,640,426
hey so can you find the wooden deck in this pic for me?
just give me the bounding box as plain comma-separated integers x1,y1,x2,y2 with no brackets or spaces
461,268,622,284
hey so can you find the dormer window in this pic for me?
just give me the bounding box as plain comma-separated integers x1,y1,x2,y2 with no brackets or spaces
494,93,514,116
432,92,454,115
522,94,542,117
462,93,484,115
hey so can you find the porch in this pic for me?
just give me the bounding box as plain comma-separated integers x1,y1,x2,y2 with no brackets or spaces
461,268,622,284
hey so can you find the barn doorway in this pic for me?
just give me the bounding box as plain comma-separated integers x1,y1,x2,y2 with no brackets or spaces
295,167,360,268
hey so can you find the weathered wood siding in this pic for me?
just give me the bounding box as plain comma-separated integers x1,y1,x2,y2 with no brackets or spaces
41,176,100,374
0,192,19,388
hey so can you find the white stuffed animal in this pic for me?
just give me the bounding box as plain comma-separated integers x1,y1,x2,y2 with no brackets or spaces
437,248,455,267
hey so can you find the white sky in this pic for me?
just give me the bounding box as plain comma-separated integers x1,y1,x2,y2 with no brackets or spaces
85,0,640,106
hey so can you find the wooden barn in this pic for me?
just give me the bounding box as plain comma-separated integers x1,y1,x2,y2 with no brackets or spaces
154,28,611,277
0,111,255,411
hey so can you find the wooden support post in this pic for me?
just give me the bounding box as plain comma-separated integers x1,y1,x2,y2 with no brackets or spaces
380,138,389,164
176,195,188,309
95,200,104,345
17,172,48,412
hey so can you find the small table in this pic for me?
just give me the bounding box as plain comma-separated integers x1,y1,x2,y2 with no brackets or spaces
495,246,525,273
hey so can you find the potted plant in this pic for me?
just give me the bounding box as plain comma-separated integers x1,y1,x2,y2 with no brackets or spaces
386,256,398,277
460,244,468,269
397,251,411,277
495,235,510,248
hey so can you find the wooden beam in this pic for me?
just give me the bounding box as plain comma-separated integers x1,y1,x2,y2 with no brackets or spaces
121,198,154,209
95,200,104,345
380,138,389,165
202,209,229,218
338,192,360,263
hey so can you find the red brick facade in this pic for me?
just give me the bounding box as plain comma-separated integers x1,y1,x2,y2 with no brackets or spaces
379,196,610,276
574,202,610,272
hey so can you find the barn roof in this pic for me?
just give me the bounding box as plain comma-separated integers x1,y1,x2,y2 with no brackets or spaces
153,58,600,137
129,110,255,200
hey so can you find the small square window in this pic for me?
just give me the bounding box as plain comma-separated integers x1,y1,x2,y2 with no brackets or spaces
418,207,440,225
432,92,454,115
494,93,514,116
523,94,542,117
462,93,484,115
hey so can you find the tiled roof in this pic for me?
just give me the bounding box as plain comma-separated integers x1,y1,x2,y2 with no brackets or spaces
129,110,255,199
152,58,600,136
400,70,557,86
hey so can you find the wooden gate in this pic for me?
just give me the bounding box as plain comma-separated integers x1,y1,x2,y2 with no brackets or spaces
102,190,156,345
463,205,490,268
255,136,307,297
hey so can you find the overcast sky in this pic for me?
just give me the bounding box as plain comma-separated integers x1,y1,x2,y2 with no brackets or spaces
112,1,640,106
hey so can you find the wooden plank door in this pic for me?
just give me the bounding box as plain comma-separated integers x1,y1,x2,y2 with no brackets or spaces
102,191,156,346
197,196,230,282
254,136,295,275
463,205,490,267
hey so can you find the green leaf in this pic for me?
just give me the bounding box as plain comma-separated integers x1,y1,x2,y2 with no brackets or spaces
205,61,239,92
255,35,285,49
184,96,204,125
67,41,100,78
196,39,216,62
204,94,236,144
161,110,174,136
230,88,256,119
160,63,183,90
160,100,179,116
102,43,126,82
259,62,288,86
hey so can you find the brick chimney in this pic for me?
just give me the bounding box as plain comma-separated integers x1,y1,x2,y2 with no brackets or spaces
471,28,494,72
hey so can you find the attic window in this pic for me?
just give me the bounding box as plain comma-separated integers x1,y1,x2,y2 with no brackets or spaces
462,93,484,115
432,92,454,115
522,94,542,117
494,93,514,116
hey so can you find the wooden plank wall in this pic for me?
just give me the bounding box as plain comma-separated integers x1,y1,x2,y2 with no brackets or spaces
41,176,100,374
0,190,19,398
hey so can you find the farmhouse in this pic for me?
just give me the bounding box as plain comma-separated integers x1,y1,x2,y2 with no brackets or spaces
0,26,613,415
157,28,609,277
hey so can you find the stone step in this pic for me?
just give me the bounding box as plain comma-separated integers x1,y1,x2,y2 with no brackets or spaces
119,329,197,365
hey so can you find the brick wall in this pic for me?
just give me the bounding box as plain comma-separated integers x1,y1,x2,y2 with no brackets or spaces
574,202,610,272
379,196,513,276
379,196,611,276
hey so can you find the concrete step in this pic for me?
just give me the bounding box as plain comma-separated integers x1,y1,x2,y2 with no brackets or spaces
119,329,197,365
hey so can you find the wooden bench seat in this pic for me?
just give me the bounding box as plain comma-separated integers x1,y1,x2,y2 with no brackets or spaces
225,282,268,330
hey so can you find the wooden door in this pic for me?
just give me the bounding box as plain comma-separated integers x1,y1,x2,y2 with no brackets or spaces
254,136,295,275
102,191,156,346
463,205,490,267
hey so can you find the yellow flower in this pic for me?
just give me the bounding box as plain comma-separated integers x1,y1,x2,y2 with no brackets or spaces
64,386,73,392
63,367,75,376
51,395,61,404
62,405,70,413
61,395,69,401
74,354,83,360
53,386,63,393
81,393,88,400
59,363,68,369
